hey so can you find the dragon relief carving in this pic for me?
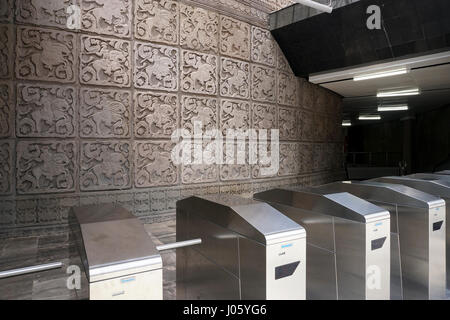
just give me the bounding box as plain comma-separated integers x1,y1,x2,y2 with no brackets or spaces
180,4,218,53
81,142,131,191
80,88,130,138
16,27,75,83
0,83,12,138
82,0,131,37
134,141,178,188
17,141,76,194
251,65,276,102
80,35,130,87
278,72,297,106
220,142,250,181
220,99,250,136
220,57,250,99
279,107,298,140
17,84,76,138
135,0,178,45
16,0,74,28
135,92,178,138
220,15,250,60
252,103,277,130
134,42,178,91
181,96,218,135
251,26,275,67
181,50,218,95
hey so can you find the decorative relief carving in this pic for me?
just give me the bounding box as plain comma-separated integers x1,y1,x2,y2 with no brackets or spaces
301,110,314,141
220,99,250,136
220,15,250,60
16,27,76,83
80,35,130,87
182,163,218,184
301,80,315,110
134,141,178,188
220,57,250,99
17,141,76,194
0,0,13,22
16,84,76,138
0,140,13,194
251,64,276,102
299,143,313,173
16,0,76,28
277,45,291,73
134,91,178,138
0,199,15,225
278,72,297,106
251,142,276,179
181,95,218,136
134,42,178,91
0,25,13,79
81,0,131,37
251,102,277,131
80,141,131,191
279,142,300,176
279,106,298,140
220,142,250,181
181,50,218,95
251,26,275,67
80,88,130,138
0,83,12,138
180,4,218,54
135,0,178,45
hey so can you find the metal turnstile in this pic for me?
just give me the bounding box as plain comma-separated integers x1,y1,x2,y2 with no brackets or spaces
408,173,450,182
254,189,391,300
69,205,163,300
176,194,306,300
436,170,450,176
309,181,446,300
373,176,450,289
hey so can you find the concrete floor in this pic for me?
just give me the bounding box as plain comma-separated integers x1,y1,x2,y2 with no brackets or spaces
0,220,176,300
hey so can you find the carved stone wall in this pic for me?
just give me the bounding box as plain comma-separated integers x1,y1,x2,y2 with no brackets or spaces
0,0,344,237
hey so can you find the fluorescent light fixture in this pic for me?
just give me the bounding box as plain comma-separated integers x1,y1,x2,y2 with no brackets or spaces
354,67,408,81
342,120,352,127
377,88,420,98
295,0,333,13
359,114,381,120
378,104,409,112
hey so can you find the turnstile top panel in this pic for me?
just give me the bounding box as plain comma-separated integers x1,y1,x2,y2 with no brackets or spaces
254,188,389,223
177,194,305,244
72,205,161,280
408,173,450,182
312,181,445,209
436,170,450,175
372,176,450,197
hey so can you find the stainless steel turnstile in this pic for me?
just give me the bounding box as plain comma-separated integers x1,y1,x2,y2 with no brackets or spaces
373,176,450,289
254,189,391,300
69,205,163,300
409,173,450,182
176,194,307,300
309,181,446,300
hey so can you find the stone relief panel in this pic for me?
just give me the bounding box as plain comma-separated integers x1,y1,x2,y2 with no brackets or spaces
182,140,219,184
220,15,250,60
180,4,218,54
134,42,178,91
0,25,13,79
134,91,178,138
300,110,314,141
80,88,130,138
251,26,275,67
135,0,178,45
279,142,300,176
0,140,13,195
220,99,250,137
278,72,297,107
181,50,218,95
17,140,76,194
251,141,277,179
276,45,292,73
80,35,131,87
312,143,324,172
134,141,178,188
16,0,77,29
0,199,15,226
251,64,276,103
252,103,277,131
301,79,315,110
299,143,313,173
81,0,131,38
181,95,218,136
16,27,76,83
0,0,13,22
279,106,298,141
220,57,250,99
0,83,12,138
16,84,76,138
220,142,250,181
80,141,131,191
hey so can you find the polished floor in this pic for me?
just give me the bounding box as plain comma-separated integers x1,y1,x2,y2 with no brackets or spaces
0,220,176,300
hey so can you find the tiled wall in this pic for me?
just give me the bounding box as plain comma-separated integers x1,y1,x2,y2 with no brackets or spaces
0,0,344,238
